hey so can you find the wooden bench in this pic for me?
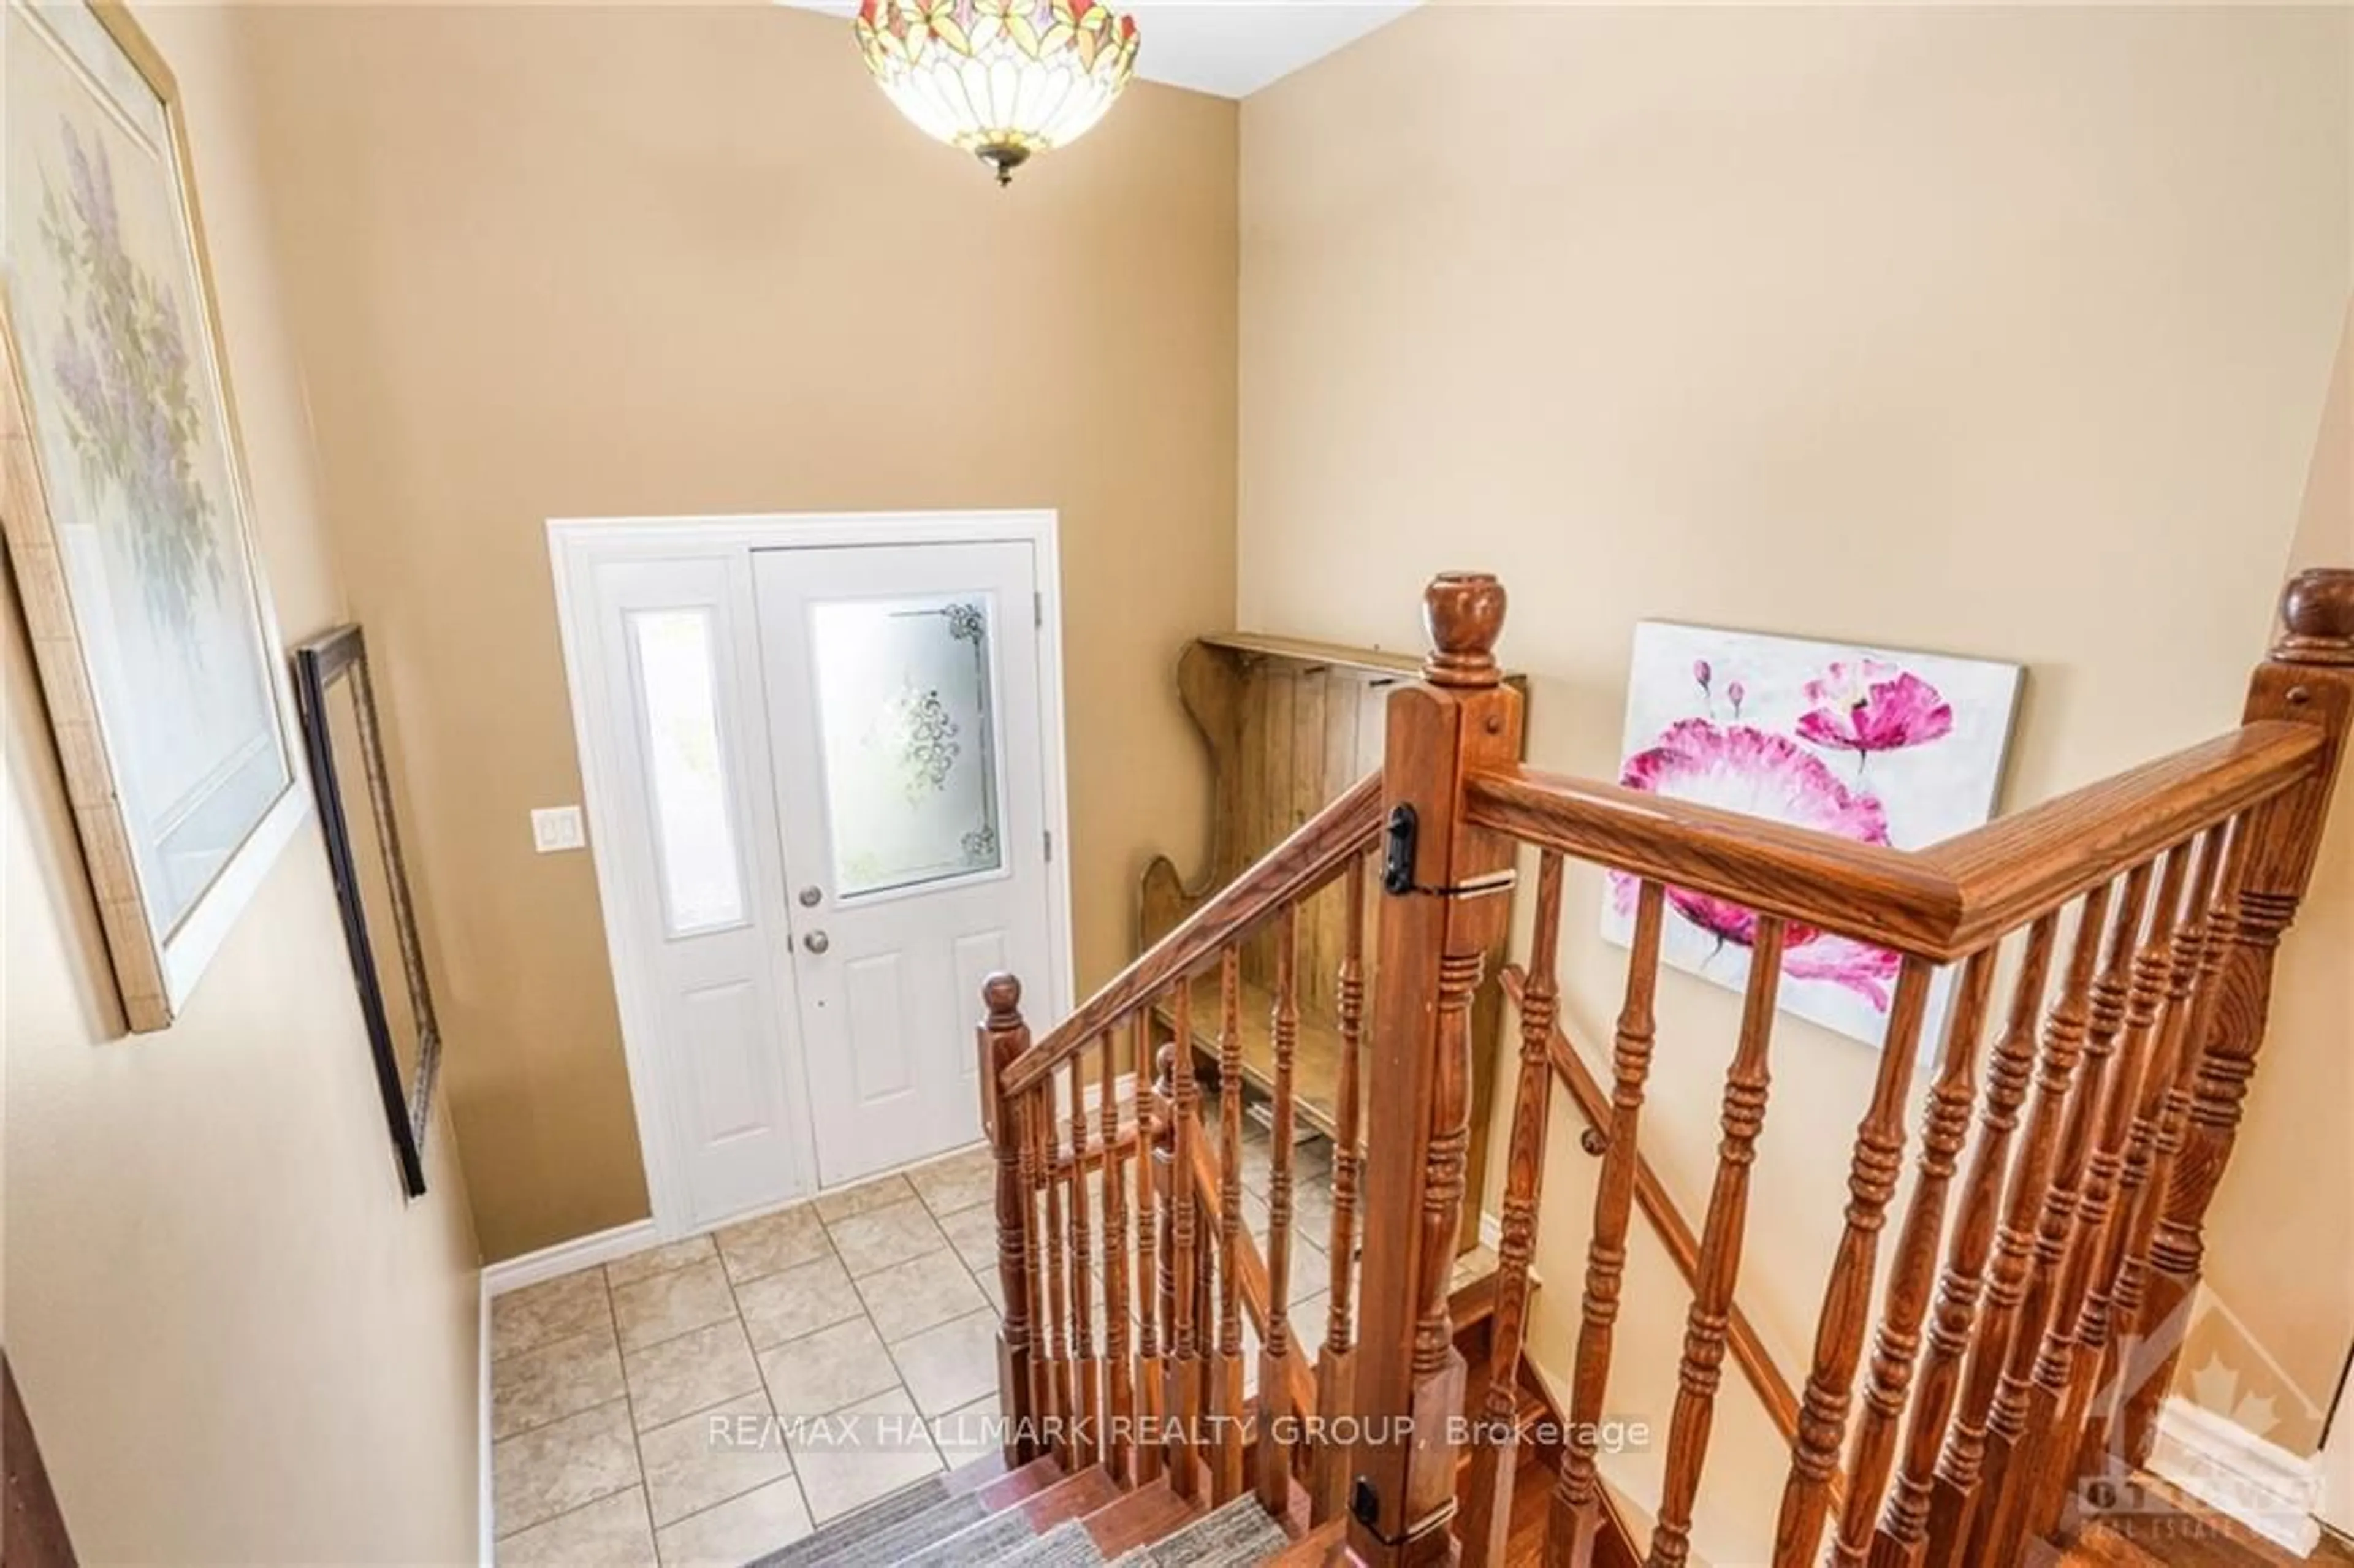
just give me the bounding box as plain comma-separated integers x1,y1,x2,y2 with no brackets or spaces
1137,631,1528,1249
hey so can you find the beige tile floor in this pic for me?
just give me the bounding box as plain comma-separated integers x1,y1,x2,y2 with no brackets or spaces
488,1145,1014,1566
487,1112,1352,1567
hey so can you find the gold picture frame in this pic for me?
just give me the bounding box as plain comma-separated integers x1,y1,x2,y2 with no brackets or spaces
1,0,305,1032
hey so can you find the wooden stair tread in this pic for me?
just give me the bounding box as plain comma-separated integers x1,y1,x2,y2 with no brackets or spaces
977,1454,1067,1510
1266,1519,1347,1565
1016,1463,1124,1530
1081,1476,1207,1556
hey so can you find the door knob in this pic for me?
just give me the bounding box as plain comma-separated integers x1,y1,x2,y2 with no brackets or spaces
802,930,831,955
797,885,823,908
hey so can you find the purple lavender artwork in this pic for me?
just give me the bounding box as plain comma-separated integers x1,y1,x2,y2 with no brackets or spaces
1604,623,2022,1048
6,0,293,948
40,121,226,642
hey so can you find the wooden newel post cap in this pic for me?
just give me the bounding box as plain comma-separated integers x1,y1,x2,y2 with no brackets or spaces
1422,571,1507,688
983,972,1024,1027
2277,568,2354,666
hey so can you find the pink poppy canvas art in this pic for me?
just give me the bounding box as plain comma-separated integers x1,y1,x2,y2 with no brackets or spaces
1604,623,2022,1049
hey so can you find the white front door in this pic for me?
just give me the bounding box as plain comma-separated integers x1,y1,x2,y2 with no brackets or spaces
588,555,810,1227
752,541,1056,1186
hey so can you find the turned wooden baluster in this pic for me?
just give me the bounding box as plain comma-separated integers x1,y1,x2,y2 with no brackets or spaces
1213,946,1248,1502
1312,854,1368,1525
1349,573,1522,1567
1068,1056,1102,1471
2012,847,2195,1545
1769,956,1935,1568
1829,948,1998,1568
2086,830,2241,1477
980,975,1039,1466
1167,981,1203,1496
1038,1071,1076,1469
1879,915,2058,1562
1550,878,1665,1568
2125,568,2354,1465
1970,864,2150,1561
1100,1029,1135,1482
2068,831,2225,1483
1258,904,1304,1514
1461,851,1564,1568
1651,916,1789,1568
1927,885,2112,1568
1133,1011,1167,1486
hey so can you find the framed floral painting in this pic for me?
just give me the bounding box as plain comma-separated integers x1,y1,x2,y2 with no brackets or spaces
0,0,305,1030
1602,622,2022,1049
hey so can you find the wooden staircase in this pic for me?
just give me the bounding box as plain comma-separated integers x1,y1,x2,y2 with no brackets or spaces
962,566,2353,1567
747,1448,1292,1566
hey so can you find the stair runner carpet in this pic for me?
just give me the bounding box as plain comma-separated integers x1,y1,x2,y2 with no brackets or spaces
750,1477,1293,1567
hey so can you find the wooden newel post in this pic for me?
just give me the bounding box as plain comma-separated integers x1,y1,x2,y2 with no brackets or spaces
1347,573,1524,1566
980,972,1038,1467
2120,567,2354,1466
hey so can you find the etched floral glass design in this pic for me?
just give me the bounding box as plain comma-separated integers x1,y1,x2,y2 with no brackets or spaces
810,593,1002,899
628,608,747,937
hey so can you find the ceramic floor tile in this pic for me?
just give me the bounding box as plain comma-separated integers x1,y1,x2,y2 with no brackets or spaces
927,1388,1004,1472
606,1235,717,1291
654,1476,812,1567
493,1398,642,1536
495,1485,657,1566
637,1390,792,1528
492,1268,612,1362
786,1387,943,1524
713,1202,831,1285
1287,1235,1332,1308
936,1201,998,1278
493,1319,627,1439
906,1144,994,1218
889,1306,998,1417
858,1247,986,1343
827,1198,948,1278
623,1317,763,1431
734,1251,863,1351
611,1257,737,1353
758,1315,901,1417
815,1173,915,1224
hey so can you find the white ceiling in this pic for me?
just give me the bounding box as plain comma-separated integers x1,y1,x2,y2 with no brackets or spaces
785,1,1419,99
1115,2,1419,98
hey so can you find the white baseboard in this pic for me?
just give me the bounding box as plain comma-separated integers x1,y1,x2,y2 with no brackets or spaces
481,1217,662,1298
2149,1393,2324,1557
477,1274,495,1566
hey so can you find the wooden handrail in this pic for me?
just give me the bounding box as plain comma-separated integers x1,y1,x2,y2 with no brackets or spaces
1184,1107,1320,1426
1001,770,1384,1097
1501,964,1846,1517
1466,722,2318,964
1920,721,2319,951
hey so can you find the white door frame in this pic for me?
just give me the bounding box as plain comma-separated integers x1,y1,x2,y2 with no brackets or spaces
547,509,1077,1240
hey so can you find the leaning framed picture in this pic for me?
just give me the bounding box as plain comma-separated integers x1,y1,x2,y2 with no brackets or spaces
0,0,307,1030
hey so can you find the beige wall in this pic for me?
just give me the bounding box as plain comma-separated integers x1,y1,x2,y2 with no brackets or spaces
2,6,482,1561
237,3,1238,1262
1241,6,2350,1554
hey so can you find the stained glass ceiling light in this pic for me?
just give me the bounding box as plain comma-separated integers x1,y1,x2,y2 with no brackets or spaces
855,0,1141,185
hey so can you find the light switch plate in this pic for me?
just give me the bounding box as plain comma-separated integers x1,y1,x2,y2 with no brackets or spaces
531,805,585,853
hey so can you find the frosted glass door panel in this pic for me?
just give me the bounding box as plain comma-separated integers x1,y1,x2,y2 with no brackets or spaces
755,538,1054,1189
808,593,1003,899
628,607,748,937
